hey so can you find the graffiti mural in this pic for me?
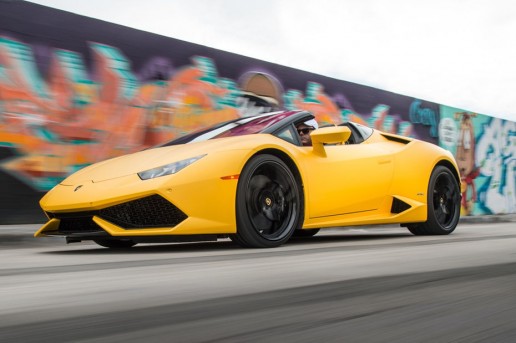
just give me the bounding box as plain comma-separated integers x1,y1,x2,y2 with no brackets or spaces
1,35,439,193
0,37,242,191
439,106,515,215
0,1,514,223
476,118,515,214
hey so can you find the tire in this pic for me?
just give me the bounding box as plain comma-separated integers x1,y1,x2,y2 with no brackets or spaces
228,233,246,246
234,154,304,248
292,228,320,237
93,239,137,249
408,165,461,235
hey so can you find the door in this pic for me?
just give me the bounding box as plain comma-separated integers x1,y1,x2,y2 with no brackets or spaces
304,143,394,219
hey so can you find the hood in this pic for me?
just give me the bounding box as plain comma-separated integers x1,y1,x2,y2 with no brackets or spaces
60,135,272,184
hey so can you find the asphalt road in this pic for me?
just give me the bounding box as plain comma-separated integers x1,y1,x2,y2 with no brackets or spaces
1,221,516,342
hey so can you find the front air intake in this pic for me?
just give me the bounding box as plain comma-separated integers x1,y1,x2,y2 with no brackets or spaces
48,195,188,233
98,194,187,228
58,214,104,234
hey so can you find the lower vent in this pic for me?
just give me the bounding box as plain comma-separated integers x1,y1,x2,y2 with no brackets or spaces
59,216,104,234
48,194,188,234
98,194,187,228
391,197,411,214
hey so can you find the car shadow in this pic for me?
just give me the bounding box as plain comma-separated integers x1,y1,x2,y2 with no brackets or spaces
289,232,412,245
39,231,413,255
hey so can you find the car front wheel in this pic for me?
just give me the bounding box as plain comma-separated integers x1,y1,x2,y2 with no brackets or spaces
232,154,303,248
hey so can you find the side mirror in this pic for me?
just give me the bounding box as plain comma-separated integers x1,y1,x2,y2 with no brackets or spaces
311,126,352,157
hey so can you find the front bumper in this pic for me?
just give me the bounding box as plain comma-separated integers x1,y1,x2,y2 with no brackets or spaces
36,172,239,238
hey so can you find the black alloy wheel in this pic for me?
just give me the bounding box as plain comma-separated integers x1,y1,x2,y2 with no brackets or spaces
408,165,461,235
232,154,303,248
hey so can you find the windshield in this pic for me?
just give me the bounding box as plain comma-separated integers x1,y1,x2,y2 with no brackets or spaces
161,111,295,146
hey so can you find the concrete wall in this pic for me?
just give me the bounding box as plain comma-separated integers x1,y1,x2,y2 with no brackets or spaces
0,1,514,223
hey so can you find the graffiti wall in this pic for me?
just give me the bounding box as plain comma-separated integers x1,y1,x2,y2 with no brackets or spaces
439,107,515,215
0,2,514,223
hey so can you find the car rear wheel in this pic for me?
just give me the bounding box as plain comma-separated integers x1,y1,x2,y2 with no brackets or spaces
233,154,303,248
93,239,137,249
408,165,460,235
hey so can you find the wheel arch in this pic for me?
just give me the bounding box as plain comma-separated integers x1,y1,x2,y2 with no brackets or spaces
250,149,305,211
435,159,461,187
252,148,303,188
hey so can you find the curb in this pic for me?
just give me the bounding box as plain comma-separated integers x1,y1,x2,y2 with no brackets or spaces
458,214,516,224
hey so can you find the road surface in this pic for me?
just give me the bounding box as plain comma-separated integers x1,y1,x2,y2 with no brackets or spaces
1,222,516,342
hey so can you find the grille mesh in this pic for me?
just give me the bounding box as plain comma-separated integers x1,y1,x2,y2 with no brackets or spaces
49,194,187,233
98,194,187,228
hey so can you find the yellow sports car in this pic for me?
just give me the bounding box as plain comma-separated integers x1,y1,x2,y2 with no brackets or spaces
35,110,461,248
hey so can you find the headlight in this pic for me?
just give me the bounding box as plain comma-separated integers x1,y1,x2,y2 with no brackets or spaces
138,154,206,180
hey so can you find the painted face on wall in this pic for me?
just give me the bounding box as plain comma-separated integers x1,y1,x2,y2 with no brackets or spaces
456,113,476,176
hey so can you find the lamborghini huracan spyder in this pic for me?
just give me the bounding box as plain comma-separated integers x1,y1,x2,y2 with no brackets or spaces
35,110,461,248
